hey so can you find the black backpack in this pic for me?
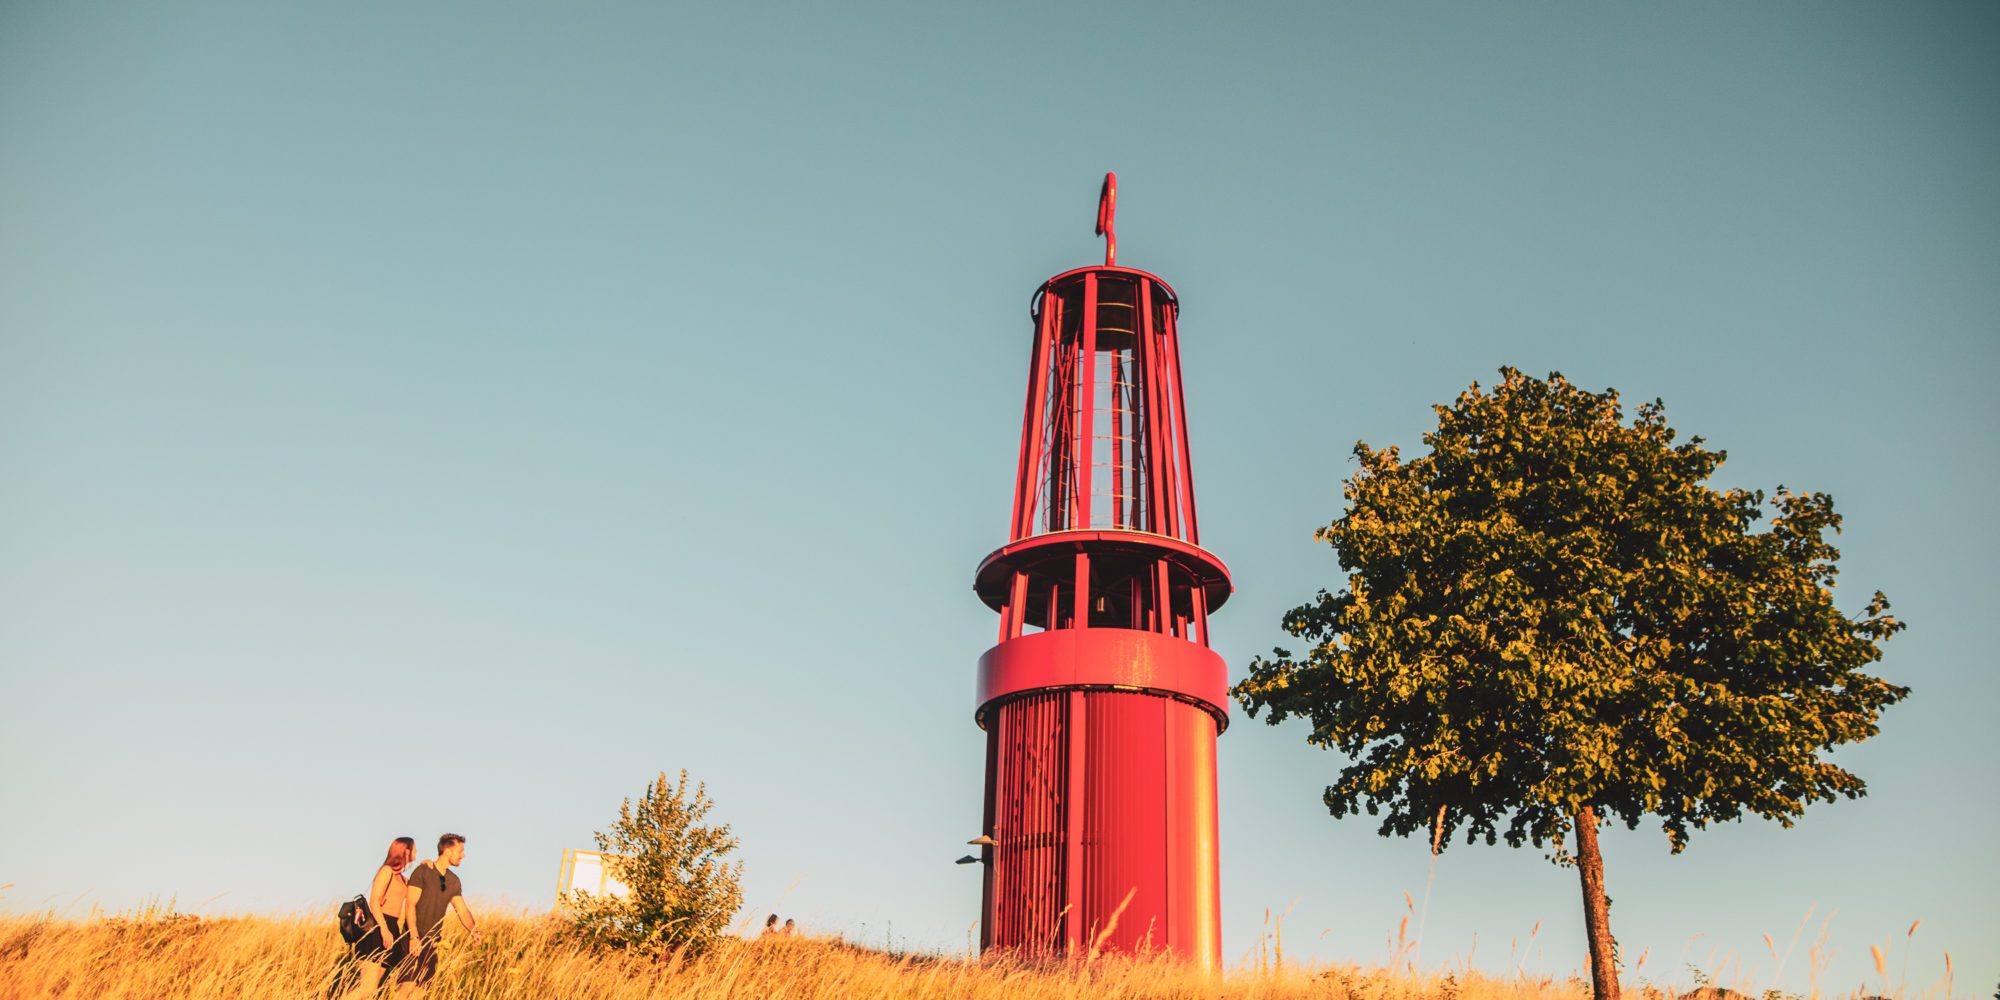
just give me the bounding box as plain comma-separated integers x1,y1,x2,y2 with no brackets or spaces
337,894,376,944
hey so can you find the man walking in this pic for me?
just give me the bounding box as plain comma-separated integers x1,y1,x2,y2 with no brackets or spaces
397,833,478,996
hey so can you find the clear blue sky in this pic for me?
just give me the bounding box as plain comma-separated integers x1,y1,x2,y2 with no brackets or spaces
3,2,1993,995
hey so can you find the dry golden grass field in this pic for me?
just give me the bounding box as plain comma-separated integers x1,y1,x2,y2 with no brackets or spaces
0,907,1949,1000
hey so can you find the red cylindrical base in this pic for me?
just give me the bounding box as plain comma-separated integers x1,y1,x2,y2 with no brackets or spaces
980,680,1221,968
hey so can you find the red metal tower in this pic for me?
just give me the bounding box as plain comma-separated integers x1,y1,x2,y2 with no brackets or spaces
973,174,1230,968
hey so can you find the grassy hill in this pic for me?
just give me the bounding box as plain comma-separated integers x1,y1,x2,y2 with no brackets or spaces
0,907,1600,1000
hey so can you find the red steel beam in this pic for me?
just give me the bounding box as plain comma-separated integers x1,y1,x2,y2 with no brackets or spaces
1013,293,1058,539
1075,273,1098,531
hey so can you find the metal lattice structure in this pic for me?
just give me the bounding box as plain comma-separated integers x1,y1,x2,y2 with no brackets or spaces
971,174,1231,968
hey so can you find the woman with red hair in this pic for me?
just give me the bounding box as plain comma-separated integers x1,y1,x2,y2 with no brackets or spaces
341,836,415,999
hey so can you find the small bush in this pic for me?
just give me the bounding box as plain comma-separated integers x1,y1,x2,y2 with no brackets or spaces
564,770,745,957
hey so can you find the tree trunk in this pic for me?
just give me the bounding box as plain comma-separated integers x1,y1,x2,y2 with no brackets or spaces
1574,806,1620,1000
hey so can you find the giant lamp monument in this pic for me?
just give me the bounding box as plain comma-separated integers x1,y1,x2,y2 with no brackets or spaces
971,174,1231,968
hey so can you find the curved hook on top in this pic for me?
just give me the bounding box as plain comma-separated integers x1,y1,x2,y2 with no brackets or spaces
1094,172,1117,266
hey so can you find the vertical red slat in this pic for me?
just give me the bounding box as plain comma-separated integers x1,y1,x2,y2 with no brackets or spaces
1148,296,1182,540
1063,689,1085,951
1081,690,1105,940
1161,304,1199,543
1053,691,1068,951
1047,296,1069,532
1032,692,1048,948
1110,325,1125,529
1002,570,1029,641
1043,693,1057,950
1073,552,1090,631
1075,274,1098,530
1013,294,1058,539
1188,707,1221,970
1061,693,1071,950
1085,691,1168,955
1043,316,1071,534
1137,280,1168,535
989,690,1091,954
1018,697,1033,947
1190,587,1209,649
994,703,1013,947
1017,697,1031,950
1165,697,1187,954
980,718,998,950
1027,695,1041,950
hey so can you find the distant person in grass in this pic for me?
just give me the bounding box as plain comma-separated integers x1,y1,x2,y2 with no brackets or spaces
339,836,415,1000
782,919,796,937
395,833,478,996
762,913,779,937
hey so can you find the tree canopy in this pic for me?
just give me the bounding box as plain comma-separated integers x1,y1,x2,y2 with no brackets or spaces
1233,368,1908,998
1236,368,1907,852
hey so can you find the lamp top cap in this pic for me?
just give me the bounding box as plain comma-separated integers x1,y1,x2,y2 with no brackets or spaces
1032,173,1178,308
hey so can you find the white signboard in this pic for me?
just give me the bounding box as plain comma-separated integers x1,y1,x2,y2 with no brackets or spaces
556,848,630,901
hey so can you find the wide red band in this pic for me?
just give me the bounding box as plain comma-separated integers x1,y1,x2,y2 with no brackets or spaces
975,628,1230,730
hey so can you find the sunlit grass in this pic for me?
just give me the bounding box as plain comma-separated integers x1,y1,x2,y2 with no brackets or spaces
0,905,1960,1000
0,905,1563,1000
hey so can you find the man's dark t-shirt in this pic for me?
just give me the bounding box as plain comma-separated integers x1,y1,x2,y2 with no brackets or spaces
408,862,462,939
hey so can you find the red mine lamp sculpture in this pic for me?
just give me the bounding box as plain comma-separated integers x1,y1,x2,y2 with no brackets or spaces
973,174,1230,968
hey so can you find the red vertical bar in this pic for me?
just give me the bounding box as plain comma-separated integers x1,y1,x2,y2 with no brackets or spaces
1072,551,1090,630
1111,347,1124,530
1021,701,1037,948
1042,314,1071,533
1191,587,1210,648
1163,702,1222,966
1190,710,1222,970
1027,697,1041,949
1013,293,1058,539
1031,696,1045,950
1063,689,1085,953
1091,692,1167,954
1017,699,1030,951
1002,570,1030,641
1118,282,1139,530
1154,559,1173,636
1028,698,1041,949
1075,274,1098,530
1136,280,1167,534
992,707,1011,948
1155,304,1183,541
1049,692,1065,951
1049,296,1070,532
1165,699,1186,954
1038,301,1066,536
1146,290,1179,539
1083,691,1109,936
1161,303,1200,543
980,722,998,950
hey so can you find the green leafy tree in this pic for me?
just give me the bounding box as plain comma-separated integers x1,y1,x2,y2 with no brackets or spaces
566,770,745,956
1234,369,1907,1000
